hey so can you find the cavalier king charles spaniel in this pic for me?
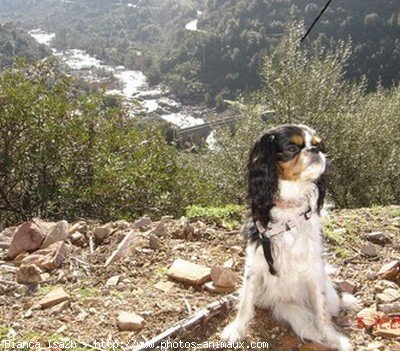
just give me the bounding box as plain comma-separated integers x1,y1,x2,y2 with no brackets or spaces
221,124,355,351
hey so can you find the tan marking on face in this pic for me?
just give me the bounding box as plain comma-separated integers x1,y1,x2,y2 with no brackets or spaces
278,153,306,180
311,136,321,145
289,135,304,146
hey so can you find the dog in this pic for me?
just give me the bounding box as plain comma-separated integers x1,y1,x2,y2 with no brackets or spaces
221,124,353,351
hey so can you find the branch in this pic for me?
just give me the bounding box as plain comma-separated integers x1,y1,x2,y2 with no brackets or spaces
132,294,238,351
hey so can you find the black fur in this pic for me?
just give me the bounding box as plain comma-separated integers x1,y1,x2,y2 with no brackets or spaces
245,125,327,276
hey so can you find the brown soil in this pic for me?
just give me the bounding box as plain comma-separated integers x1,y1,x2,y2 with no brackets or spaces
0,206,399,351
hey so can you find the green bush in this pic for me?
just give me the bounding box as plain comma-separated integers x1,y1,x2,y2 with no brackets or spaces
184,20,399,209
0,60,191,226
186,204,245,229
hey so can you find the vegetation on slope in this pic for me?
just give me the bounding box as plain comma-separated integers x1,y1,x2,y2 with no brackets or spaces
0,0,399,102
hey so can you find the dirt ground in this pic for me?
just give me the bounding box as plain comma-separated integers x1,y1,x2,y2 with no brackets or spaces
0,206,399,351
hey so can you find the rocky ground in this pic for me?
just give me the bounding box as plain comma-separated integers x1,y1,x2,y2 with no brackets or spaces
0,206,399,351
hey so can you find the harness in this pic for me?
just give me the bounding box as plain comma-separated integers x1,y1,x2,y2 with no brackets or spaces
255,207,313,275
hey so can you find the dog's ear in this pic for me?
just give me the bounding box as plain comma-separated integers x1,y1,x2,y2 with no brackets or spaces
247,132,278,228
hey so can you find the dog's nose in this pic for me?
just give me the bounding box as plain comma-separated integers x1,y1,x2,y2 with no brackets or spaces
307,146,319,154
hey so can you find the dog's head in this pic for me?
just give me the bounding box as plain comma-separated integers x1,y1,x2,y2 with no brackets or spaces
247,124,327,226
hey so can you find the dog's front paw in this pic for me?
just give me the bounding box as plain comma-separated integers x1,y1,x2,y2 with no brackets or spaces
331,335,352,351
221,322,245,343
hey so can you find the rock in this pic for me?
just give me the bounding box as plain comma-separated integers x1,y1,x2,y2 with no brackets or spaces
374,318,400,338
151,221,168,236
357,307,379,329
51,300,70,314
337,280,357,294
375,280,399,291
93,225,113,241
365,232,391,245
157,97,181,112
299,342,331,351
360,243,379,257
167,258,211,285
0,226,16,249
204,281,235,293
41,220,69,248
67,221,87,236
367,341,385,350
16,264,42,285
210,267,240,288
148,235,161,250
377,260,400,284
70,232,85,246
377,288,400,303
281,335,301,349
132,216,152,229
38,287,70,309
223,258,235,269
113,220,130,230
229,245,243,254
104,230,147,267
367,271,378,280
117,311,144,331
154,281,174,293
6,220,45,259
21,241,70,271
160,216,173,225
105,275,120,287
378,302,400,314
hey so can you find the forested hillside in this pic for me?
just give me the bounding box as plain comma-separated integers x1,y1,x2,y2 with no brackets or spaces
0,22,49,71
0,0,398,102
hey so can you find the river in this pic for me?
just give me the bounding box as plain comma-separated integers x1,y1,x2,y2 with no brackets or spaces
28,29,206,130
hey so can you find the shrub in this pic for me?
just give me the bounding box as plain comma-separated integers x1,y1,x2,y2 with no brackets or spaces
185,20,399,209
0,60,190,226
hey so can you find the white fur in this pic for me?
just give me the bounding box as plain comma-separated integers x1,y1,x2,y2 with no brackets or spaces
222,143,353,351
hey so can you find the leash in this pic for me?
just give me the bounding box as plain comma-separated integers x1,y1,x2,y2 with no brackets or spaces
256,207,313,275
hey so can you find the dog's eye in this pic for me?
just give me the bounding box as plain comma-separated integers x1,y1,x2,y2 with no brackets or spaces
287,145,298,153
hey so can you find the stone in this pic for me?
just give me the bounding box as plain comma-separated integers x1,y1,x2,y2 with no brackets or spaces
93,225,113,241
377,288,400,304
229,245,243,254
374,318,400,338
360,243,379,257
223,258,235,269
154,281,174,293
38,287,70,309
105,275,120,287
365,232,391,245
51,300,70,314
70,232,85,246
0,227,16,249
167,258,211,285
367,271,378,280
41,220,69,248
104,230,147,267
357,307,378,329
299,342,331,351
67,221,87,236
378,302,400,314
6,221,45,259
21,241,70,270
204,281,235,293
148,235,161,250
132,216,152,229
337,280,357,294
117,311,144,331
210,267,240,288
151,221,168,236
377,261,400,284
281,335,301,349
16,264,42,284
367,341,385,350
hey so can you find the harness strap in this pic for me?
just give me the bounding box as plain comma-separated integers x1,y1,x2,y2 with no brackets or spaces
256,207,313,275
